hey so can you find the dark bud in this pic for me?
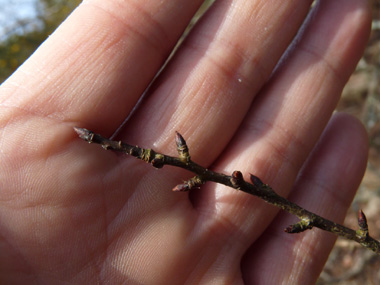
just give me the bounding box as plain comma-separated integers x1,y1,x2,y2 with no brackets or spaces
175,131,191,162
250,174,264,188
175,131,187,148
284,224,298,233
232,171,243,180
358,209,368,231
151,158,164,169
230,171,244,189
129,147,139,157
356,209,369,241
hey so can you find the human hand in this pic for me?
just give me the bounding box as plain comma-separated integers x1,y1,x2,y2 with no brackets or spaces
0,0,371,283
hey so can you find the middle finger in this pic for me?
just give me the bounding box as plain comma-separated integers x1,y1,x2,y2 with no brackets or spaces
123,0,314,165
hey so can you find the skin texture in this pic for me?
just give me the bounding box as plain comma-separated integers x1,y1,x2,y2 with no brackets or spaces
0,0,371,283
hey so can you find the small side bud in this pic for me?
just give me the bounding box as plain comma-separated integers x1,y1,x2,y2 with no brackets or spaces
173,183,190,192
250,174,274,193
356,209,369,241
284,224,298,233
250,174,264,188
285,218,312,233
173,176,204,192
175,132,191,163
230,171,244,189
358,209,368,231
151,154,165,169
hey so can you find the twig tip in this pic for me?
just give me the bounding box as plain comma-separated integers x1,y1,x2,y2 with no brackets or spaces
74,127,94,142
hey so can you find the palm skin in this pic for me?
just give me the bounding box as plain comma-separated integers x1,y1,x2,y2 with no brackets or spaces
0,0,371,283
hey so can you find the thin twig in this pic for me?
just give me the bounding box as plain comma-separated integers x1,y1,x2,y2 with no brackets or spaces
74,127,380,255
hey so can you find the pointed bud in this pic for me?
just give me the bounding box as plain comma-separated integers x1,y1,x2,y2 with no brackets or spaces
356,210,369,241
358,209,368,231
175,131,190,163
175,131,187,148
173,176,204,192
173,183,190,192
74,127,94,142
250,174,264,188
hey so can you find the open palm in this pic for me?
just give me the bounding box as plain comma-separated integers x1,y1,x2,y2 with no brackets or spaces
0,0,371,283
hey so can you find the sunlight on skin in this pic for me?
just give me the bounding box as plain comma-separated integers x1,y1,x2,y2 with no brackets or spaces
0,0,372,283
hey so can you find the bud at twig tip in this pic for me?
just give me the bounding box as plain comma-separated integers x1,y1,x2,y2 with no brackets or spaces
74,127,92,142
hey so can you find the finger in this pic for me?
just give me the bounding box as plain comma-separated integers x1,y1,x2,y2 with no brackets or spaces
193,0,371,238
241,113,368,284
0,2,206,275
0,0,204,133
123,0,314,162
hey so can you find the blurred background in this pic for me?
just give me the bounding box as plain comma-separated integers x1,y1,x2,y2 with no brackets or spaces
0,0,379,283
0,0,81,81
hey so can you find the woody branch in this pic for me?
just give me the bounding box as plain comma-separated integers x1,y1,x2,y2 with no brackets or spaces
74,127,380,255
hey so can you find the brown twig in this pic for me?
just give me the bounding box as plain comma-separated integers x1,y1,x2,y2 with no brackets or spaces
74,127,380,255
